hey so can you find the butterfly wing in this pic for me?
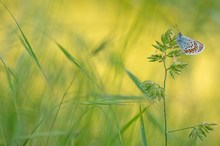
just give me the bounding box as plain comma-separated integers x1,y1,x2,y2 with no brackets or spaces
177,35,205,55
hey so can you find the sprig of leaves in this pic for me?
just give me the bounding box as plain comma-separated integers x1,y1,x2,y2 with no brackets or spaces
152,29,177,51
189,122,217,142
148,28,187,79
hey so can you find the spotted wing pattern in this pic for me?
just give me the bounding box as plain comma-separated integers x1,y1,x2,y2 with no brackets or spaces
183,38,205,55
177,34,205,55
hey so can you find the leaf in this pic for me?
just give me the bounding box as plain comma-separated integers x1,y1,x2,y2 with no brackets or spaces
169,62,188,79
165,28,172,38
55,41,86,72
161,34,167,45
110,107,149,144
156,41,164,48
91,39,109,55
0,1,48,82
148,54,164,62
80,95,145,105
170,38,177,46
167,50,183,58
139,106,148,146
126,70,164,101
126,70,147,95
152,44,164,52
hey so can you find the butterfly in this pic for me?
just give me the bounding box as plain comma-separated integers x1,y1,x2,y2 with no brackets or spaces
176,33,205,55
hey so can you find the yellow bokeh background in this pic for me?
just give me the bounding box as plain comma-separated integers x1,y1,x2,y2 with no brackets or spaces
0,0,220,145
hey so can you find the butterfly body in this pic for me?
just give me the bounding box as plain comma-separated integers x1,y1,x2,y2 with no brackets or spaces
176,33,205,55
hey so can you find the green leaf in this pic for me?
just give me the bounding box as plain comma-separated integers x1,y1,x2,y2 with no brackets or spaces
167,50,183,58
91,39,109,55
156,41,164,48
110,107,149,144
165,28,172,38
169,62,188,79
170,38,177,46
80,95,145,105
0,1,49,82
139,106,148,146
152,44,164,52
55,41,86,72
148,54,164,62
126,70,164,101
199,126,207,137
161,34,167,45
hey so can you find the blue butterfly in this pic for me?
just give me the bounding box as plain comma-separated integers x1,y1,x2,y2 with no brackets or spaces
176,33,205,55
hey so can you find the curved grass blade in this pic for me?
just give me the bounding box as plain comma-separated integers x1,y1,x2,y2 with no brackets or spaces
0,0,49,83
126,70,163,112
54,41,86,72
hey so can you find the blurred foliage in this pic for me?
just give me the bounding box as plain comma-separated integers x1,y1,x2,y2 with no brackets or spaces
0,0,220,146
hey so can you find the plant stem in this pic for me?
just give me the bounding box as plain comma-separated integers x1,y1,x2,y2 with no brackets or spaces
163,54,168,146
168,123,217,133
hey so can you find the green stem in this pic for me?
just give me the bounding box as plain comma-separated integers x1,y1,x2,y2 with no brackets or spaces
168,123,217,134
163,54,168,146
168,126,195,133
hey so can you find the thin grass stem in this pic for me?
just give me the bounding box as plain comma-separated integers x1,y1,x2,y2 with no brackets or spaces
163,54,168,146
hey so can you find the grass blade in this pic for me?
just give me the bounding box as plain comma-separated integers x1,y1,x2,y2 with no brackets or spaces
54,41,86,72
22,119,44,146
139,106,148,146
110,106,150,144
126,70,163,112
0,119,8,146
0,0,49,82
91,39,109,56
126,70,146,94
0,56,32,101
80,94,146,105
